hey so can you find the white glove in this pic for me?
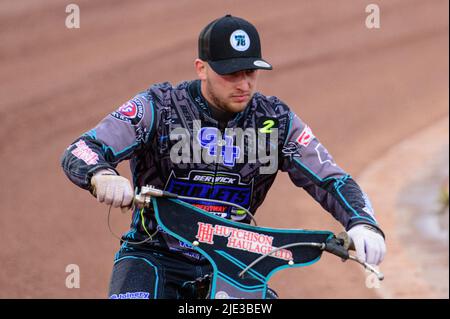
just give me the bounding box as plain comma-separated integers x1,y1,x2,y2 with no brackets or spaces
90,170,134,208
347,224,386,265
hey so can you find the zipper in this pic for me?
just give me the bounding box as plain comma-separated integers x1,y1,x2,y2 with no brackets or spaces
209,122,223,202
208,121,228,215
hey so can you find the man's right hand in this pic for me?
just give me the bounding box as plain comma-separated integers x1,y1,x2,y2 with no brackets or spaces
91,170,134,208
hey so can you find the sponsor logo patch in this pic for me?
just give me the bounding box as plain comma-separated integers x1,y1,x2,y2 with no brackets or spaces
282,142,301,158
109,292,150,299
195,222,293,261
296,125,314,147
315,143,336,166
71,140,99,165
111,97,144,125
165,170,253,221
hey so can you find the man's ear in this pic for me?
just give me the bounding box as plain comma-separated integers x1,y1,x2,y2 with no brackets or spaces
194,59,207,80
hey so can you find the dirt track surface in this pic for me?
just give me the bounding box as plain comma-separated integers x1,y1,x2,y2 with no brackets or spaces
358,117,449,298
0,0,448,298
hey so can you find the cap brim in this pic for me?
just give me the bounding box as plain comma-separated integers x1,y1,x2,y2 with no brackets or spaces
208,57,272,75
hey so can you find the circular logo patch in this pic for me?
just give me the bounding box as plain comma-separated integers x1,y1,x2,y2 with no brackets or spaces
118,101,138,118
111,97,145,125
230,29,250,51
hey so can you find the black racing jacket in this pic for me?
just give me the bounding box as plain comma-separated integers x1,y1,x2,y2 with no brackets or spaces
61,80,384,261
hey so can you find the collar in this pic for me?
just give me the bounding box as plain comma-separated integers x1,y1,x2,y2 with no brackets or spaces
188,79,211,116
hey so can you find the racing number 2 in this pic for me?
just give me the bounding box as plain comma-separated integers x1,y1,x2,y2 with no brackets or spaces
259,120,275,134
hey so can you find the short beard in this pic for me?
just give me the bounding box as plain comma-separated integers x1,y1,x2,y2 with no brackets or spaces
206,77,230,112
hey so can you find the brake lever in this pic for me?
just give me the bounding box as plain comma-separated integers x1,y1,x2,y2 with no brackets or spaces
133,186,153,209
327,232,384,281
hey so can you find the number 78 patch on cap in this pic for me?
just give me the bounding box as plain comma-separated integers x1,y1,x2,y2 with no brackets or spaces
296,125,315,147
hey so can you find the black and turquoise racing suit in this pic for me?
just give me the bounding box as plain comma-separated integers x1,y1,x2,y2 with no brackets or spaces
61,80,384,298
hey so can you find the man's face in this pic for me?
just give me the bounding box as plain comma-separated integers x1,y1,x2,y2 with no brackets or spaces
196,60,259,113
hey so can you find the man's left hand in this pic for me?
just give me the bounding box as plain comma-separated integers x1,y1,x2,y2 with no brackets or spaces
347,224,386,265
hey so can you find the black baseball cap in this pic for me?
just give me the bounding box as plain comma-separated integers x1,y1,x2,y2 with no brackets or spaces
198,14,273,75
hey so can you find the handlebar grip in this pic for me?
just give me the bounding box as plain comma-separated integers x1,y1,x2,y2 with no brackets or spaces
324,237,350,260
336,232,355,251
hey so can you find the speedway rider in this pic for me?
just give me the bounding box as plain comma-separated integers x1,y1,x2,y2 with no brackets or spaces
61,14,386,299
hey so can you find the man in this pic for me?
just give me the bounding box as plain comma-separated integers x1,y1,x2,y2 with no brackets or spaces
61,14,386,299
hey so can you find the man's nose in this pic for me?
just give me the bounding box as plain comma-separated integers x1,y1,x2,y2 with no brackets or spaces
236,73,251,91
237,81,250,92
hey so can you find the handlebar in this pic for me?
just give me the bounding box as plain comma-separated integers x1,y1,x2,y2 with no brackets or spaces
122,185,384,281
237,233,384,281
